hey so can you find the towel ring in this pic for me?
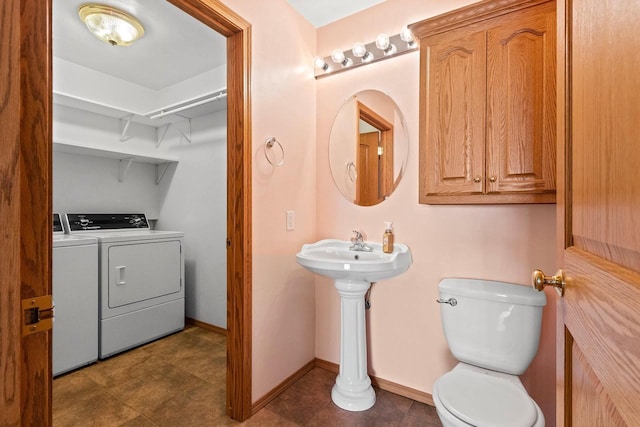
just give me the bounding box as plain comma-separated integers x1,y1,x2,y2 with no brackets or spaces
346,161,357,182
265,137,285,167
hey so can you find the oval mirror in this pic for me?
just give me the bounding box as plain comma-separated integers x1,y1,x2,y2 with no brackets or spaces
329,90,409,206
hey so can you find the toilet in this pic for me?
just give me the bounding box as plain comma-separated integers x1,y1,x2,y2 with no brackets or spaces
433,278,546,427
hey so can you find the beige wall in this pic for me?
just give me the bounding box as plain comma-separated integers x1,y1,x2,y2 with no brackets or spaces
221,0,558,422
221,0,318,402
316,0,558,424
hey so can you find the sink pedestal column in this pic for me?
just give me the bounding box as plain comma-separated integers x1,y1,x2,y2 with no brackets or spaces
331,279,375,411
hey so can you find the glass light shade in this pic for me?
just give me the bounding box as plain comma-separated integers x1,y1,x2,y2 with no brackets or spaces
352,42,367,58
375,33,390,51
78,4,144,46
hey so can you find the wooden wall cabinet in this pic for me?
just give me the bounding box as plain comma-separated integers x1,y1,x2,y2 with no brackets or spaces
411,0,556,204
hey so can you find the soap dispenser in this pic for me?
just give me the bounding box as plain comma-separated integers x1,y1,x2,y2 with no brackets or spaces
382,222,394,253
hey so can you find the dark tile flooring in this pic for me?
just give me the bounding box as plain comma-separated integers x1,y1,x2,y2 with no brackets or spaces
53,325,442,426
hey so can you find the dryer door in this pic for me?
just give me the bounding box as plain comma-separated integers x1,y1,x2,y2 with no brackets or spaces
108,240,182,308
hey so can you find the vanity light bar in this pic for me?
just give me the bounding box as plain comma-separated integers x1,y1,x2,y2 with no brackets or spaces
314,28,417,79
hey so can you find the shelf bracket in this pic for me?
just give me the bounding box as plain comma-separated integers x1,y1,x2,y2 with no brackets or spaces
156,162,171,185
176,119,192,144
120,114,134,142
155,120,191,147
118,157,134,182
156,123,171,147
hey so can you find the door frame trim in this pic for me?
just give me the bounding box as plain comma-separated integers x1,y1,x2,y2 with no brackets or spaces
167,0,253,421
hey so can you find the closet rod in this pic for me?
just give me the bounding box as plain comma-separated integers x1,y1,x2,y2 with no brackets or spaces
148,91,228,120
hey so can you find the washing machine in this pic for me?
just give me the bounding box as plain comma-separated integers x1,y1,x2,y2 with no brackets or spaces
64,213,185,359
52,213,99,376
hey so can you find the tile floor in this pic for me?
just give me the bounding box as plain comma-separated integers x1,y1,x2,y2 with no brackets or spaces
53,325,442,426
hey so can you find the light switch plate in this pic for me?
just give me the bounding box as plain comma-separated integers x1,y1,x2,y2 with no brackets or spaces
286,211,295,231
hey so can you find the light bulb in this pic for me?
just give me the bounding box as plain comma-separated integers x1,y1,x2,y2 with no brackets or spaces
314,56,329,71
331,49,345,64
330,48,352,67
375,33,390,51
352,42,373,63
375,33,396,56
400,25,416,48
352,42,366,58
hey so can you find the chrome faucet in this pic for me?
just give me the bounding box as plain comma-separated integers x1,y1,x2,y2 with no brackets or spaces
350,230,373,252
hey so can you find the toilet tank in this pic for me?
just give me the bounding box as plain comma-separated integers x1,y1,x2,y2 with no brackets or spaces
438,278,546,375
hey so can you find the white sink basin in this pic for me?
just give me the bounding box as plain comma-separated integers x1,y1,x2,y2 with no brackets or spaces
296,238,413,411
296,239,412,282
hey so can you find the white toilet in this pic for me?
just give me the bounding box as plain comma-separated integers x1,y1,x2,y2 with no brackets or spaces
433,278,547,427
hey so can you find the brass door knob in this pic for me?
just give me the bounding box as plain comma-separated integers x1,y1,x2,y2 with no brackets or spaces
489,176,497,182
473,176,482,183
532,269,566,296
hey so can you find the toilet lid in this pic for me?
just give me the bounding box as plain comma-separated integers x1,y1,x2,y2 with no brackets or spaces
437,369,537,427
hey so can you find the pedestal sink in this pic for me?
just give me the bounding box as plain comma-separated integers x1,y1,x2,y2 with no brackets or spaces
296,239,412,411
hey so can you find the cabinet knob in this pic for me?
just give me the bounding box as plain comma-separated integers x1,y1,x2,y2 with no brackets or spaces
473,176,482,183
489,176,497,182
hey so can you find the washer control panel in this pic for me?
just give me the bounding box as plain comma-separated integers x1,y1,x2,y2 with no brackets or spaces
53,214,64,233
65,214,149,231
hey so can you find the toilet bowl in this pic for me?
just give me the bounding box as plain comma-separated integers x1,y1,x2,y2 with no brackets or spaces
433,363,544,427
434,278,547,427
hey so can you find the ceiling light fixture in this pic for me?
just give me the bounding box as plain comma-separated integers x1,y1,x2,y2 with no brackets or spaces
78,4,145,46
314,26,418,79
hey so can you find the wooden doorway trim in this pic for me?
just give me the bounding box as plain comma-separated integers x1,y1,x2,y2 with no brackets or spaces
166,0,253,421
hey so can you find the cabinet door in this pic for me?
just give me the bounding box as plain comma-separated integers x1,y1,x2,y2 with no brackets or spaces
421,28,486,200
486,3,556,194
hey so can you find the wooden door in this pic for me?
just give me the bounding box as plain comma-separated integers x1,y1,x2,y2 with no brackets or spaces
356,132,382,206
557,0,640,425
421,28,486,201
486,2,556,195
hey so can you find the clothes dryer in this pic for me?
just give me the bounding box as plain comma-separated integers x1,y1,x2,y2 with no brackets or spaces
65,213,184,359
52,214,99,375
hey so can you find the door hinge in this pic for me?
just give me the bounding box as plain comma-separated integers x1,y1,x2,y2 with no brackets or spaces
22,295,54,336
377,146,384,156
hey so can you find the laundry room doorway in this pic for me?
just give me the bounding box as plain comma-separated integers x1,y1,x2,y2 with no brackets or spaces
0,0,252,423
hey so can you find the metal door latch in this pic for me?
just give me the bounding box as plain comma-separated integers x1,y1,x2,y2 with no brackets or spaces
22,295,55,336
